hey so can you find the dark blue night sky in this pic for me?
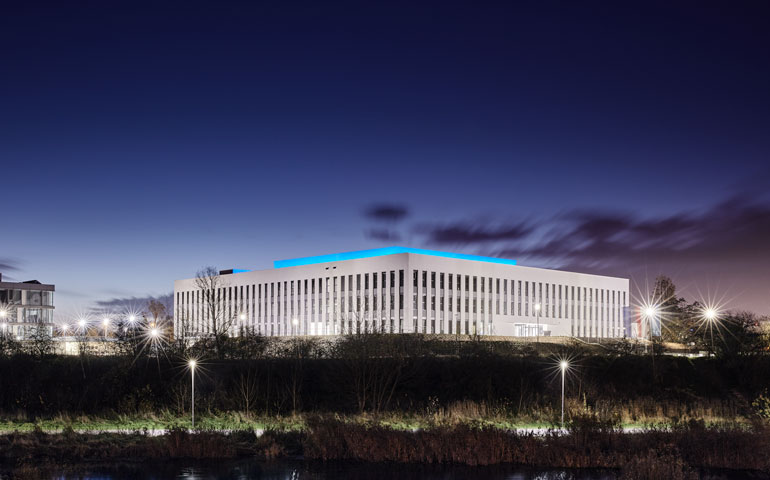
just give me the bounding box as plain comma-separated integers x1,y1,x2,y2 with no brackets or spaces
2,1,769,316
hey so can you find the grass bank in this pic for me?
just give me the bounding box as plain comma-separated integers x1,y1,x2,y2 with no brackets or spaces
1,417,768,479
0,410,752,435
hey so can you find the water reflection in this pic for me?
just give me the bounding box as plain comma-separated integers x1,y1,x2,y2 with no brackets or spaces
3,459,615,480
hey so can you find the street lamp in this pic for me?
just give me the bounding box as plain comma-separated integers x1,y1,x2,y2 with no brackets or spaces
534,303,541,343
292,317,299,335
188,359,197,428
702,307,720,354
77,318,87,334
559,360,569,429
642,305,659,353
102,318,110,338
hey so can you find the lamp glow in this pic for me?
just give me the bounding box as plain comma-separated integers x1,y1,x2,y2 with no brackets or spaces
556,358,571,429
187,359,197,429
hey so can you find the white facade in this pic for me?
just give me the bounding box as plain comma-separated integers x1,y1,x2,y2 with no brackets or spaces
173,247,629,339
0,275,55,340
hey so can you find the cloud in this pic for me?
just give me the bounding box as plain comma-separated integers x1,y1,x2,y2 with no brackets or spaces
0,258,21,281
496,195,770,268
403,195,770,314
365,228,402,242
91,294,173,315
364,204,409,222
416,221,534,245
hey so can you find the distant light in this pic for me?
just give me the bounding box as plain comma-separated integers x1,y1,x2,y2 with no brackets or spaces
534,303,541,311
188,359,197,368
560,360,569,370
128,315,136,323
62,324,69,332
150,328,159,337
239,314,245,320
644,306,658,318
102,318,110,326
78,319,87,327
292,318,299,326
704,308,718,321
0,310,6,318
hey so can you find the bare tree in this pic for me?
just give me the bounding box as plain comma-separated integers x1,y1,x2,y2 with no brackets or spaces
335,314,412,413
147,299,167,327
236,365,260,416
174,310,195,353
195,267,241,358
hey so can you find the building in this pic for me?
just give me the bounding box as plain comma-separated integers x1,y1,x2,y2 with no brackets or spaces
0,273,55,339
174,247,630,339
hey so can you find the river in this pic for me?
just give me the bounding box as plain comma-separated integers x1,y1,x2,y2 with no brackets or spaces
1,459,617,479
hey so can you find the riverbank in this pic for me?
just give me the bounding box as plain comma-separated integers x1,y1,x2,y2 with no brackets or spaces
0,410,752,435
1,418,768,479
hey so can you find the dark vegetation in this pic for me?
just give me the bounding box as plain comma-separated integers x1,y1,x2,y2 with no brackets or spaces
0,332,770,424
0,427,297,463
1,419,768,479
305,416,770,475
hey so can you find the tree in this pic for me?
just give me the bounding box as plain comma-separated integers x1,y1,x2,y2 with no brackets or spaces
25,324,55,358
0,333,21,357
650,276,690,344
708,311,763,358
194,267,241,359
334,327,413,413
147,299,167,327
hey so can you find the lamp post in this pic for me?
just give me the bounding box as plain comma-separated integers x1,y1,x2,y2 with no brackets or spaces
559,360,568,429
188,359,196,428
102,318,110,338
643,306,658,354
702,307,719,354
150,327,160,356
534,303,541,343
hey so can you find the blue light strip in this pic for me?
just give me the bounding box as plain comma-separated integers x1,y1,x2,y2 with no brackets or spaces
274,246,516,268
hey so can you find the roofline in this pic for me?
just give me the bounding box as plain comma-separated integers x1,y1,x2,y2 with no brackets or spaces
0,282,55,291
274,246,516,269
